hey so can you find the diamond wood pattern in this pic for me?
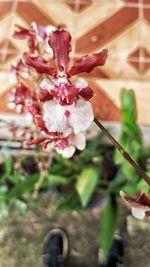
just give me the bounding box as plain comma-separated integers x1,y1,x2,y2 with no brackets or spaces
0,0,150,125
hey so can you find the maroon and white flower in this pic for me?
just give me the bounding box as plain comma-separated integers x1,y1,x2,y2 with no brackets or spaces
8,83,31,113
22,29,108,136
10,27,108,157
14,22,56,54
120,191,150,220
9,60,30,84
54,132,86,158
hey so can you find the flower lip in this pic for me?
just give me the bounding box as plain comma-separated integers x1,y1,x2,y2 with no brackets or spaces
43,99,94,134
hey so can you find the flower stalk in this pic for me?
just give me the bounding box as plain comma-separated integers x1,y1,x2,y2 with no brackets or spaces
94,118,150,186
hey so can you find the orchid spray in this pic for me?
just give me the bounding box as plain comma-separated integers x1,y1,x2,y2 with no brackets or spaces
8,23,150,215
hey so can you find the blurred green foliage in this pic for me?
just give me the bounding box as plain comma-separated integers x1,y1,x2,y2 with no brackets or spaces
0,88,150,258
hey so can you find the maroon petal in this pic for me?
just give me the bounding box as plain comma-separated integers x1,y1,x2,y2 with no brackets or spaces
27,100,41,118
68,49,108,76
35,115,60,136
23,52,55,75
120,191,150,208
78,87,93,100
138,193,150,206
35,115,51,134
13,25,34,39
48,30,71,69
27,37,38,54
24,137,48,147
39,89,53,102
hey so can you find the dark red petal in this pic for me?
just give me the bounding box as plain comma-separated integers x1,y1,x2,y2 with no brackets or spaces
27,100,41,118
68,49,108,76
28,37,38,54
35,115,49,133
48,30,71,69
35,115,60,136
120,191,150,208
23,52,55,75
78,87,93,100
13,25,34,39
138,193,150,206
145,211,150,217
39,89,53,102
24,137,48,147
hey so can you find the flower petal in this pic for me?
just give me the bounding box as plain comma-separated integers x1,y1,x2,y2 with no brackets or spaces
43,100,71,133
39,89,53,102
13,25,34,39
56,145,75,158
79,87,93,100
68,49,108,76
74,78,93,100
74,78,88,89
120,191,150,220
48,30,71,69
72,133,86,150
23,52,55,75
43,99,94,134
131,207,146,220
69,100,94,134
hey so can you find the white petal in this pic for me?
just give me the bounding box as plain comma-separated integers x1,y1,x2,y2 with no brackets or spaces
74,78,88,89
72,133,86,150
69,100,94,134
56,146,75,158
131,207,146,220
40,78,54,91
31,21,43,42
45,25,56,35
9,73,17,84
43,100,71,133
44,42,53,54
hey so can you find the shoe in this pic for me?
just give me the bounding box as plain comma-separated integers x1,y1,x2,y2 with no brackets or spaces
42,228,69,267
98,235,124,267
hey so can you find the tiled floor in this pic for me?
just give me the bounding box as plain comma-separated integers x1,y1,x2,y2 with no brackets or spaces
0,0,150,124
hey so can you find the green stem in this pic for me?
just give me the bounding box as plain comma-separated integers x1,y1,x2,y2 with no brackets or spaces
94,118,150,186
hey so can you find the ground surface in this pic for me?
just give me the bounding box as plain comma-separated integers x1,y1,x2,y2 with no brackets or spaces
0,192,150,267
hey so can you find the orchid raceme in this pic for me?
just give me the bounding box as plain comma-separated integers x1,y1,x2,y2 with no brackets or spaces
120,191,150,220
14,27,107,157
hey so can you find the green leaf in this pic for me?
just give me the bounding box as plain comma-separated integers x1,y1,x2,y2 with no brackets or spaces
46,174,72,187
137,180,150,194
0,202,9,221
76,167,99,207
56,192,81,213
6,172,25,184
101,195,118,258
13,200,28,217
0,185,8,194
5,173,39,200
1,148,13,174
121,88,137,124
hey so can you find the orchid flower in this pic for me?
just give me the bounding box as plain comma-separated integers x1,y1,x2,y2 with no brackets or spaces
120,191,150,220
14,22,56,54
22,29,108,135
